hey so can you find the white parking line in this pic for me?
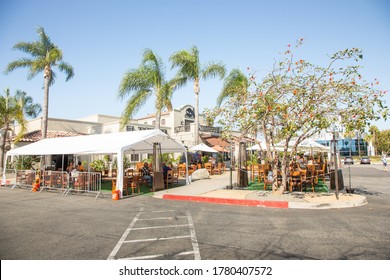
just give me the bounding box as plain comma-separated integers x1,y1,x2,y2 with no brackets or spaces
123,235,191,243
107,207,144,260
121,251,195,260
186,210,201,260
107,208,201,260
131,224,189,230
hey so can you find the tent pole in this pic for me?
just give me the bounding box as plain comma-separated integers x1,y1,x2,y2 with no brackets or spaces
116,149,123,198
1,152,8,185
185,150,189,185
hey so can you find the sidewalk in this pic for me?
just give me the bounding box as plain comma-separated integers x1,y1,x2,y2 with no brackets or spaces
153,171,367,209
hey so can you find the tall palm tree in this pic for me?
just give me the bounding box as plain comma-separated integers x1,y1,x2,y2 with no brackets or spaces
170,46,226,144
4,26,74,139
0,89,40,168
118,49,175,130
217,68,249,107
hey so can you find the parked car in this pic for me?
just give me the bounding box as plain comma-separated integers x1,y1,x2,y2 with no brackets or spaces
344,156,354,164
360,157,371,164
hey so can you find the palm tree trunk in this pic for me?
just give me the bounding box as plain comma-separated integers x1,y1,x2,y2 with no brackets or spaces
194,79,200,145
42,65,51,139
0,127,8,169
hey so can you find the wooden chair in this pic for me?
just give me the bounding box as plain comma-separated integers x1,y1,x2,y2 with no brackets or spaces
251,164,259,181
213,163,223,175
316,161,327,182
165,169,173,189
74,173,86,191
263,172,273,190
289,170,303,192
121,176,130,196
172,169,179,187
130,175,141,194
306,164,317,192
178,164,186,178
204,162,212,174
125,169,134,177
301,167,315,192
258,164,268,183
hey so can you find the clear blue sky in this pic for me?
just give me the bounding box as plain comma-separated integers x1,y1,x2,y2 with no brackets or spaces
1,0,389,130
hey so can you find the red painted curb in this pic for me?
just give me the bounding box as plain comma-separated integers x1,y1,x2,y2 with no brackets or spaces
162,194,289,208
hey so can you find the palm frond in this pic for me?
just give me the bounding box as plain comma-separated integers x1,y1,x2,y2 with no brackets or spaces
13,41,45,57
118,67,154,98
4,58,33,74
202,61,226,80
36,26,55,52
120,89,151,129
57,61,74,81
217,68,249,107
142,48,165,86
170,48,199,79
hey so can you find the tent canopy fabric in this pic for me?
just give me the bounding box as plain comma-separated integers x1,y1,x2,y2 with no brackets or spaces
274,138,330,152
247,142,286,152
7,129,186,156
188,143,218,153
6,129,188,197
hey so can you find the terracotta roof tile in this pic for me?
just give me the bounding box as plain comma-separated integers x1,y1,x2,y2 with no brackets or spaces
15,130,87,142
201,136,231,148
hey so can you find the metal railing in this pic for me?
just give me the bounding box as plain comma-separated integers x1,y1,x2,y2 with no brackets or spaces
64,171,103,199
174,125,191,133
1,168,103,199
40,170,70,195
14,170,36,190
199,125,221,134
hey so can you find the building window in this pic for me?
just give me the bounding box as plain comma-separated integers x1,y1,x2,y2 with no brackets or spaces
130,154,140,162
161,119,165,126
152,120,156,126
126,125,135,131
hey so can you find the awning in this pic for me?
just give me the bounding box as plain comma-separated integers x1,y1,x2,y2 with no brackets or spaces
188,143,218,153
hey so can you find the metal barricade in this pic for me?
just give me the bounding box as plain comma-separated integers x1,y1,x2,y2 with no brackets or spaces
12,170,37,190
65,171,103,199
40,170,69,194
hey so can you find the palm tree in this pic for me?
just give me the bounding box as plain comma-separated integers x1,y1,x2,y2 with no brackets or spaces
0,89,41,168
14,90,42,118
217,68,249,107
170,46,226,144
118,49,176,130
4,26,74,139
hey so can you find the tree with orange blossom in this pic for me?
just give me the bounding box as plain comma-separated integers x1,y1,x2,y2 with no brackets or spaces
209,40,389,192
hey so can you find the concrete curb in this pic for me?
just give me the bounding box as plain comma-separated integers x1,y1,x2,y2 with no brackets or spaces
162,193,368,209
162,194,289,208
288,196,368,209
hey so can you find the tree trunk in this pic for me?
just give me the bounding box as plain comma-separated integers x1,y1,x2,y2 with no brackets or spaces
0,126,8,169
194,79,200,145
155,92,163,130
42,65,51,139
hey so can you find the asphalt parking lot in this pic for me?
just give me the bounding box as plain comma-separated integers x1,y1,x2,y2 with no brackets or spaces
0,164,389,260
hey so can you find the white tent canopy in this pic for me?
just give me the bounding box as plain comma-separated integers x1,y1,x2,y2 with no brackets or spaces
188,143,218,153
247,142,286,152
5,129,188,196
274,138,330,153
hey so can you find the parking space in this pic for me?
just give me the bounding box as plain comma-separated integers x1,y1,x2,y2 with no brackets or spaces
107,208,200,260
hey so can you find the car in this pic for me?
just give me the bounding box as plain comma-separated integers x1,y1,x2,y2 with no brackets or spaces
344,156,354,164
360,157,371,164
